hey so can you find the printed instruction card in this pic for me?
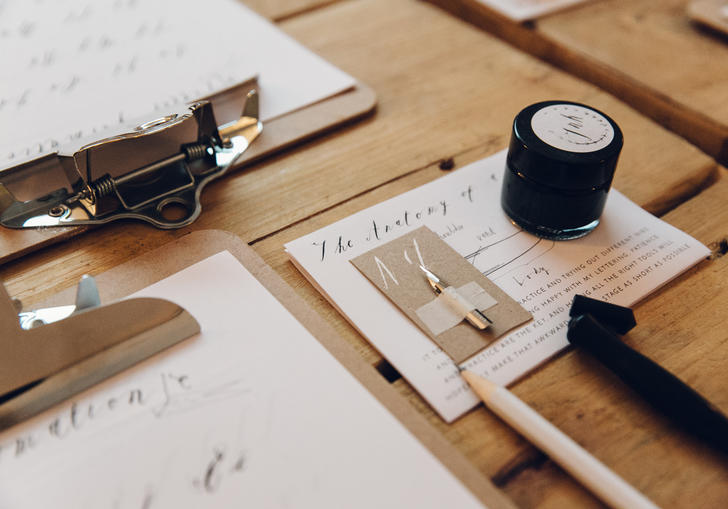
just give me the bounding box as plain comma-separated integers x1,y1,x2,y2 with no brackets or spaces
286,150,710,422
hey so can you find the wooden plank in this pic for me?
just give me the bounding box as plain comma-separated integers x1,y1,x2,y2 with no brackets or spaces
538,0,728,164
428,0,728,163
1,0,716,304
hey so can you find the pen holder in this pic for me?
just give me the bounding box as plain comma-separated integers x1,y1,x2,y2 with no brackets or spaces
501,101,623,240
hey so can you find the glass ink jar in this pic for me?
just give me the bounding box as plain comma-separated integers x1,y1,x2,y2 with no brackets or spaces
500,101,623,240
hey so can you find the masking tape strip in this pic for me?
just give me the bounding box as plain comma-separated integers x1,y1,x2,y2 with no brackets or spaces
415,282,497,336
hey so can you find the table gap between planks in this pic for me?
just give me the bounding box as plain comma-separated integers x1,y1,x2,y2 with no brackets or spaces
427,0,728,165
1,0,726,507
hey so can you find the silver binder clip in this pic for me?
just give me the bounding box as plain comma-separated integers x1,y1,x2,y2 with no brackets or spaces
0,90,262,229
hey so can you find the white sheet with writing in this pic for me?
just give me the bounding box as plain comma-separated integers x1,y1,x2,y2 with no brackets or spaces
0,252,485,509
0,0,355,169
475,0,593,21
286,150,709,422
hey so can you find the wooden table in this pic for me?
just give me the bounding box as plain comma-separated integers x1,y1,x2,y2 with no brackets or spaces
428,0,728,165
2,1,727,507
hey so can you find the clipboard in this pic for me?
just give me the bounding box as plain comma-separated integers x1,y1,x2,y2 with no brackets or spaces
0,81,376,265
20,229,514,509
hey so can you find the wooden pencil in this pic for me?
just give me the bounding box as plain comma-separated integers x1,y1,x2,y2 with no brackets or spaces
461,370,658,509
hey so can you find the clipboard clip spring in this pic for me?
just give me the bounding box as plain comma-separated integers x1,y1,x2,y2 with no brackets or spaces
0,90,262,229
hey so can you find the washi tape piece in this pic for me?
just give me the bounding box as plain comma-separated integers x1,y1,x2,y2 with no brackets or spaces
416,283,497,336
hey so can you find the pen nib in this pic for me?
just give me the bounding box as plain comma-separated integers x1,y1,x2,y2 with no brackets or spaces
419,265,443,293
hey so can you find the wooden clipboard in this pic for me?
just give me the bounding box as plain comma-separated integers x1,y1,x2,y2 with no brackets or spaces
35,229,515,509
0,82,376,265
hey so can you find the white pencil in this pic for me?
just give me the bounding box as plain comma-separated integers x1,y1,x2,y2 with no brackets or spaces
461,370,659,509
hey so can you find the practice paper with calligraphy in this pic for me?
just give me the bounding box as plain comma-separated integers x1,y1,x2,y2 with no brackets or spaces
286,150,709,422
0,252,486,509
475,0,593,21
351,227,531,364
0,0,355,169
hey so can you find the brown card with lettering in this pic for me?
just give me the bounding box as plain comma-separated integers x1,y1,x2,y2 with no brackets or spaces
351,226,531,363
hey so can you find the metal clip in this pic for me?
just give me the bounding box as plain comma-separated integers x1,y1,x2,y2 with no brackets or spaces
0,90,262,229
0,276,199,429
16,274,101,330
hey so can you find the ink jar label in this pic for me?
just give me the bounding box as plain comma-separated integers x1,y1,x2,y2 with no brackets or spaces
502,100,623,240
530,103,614,153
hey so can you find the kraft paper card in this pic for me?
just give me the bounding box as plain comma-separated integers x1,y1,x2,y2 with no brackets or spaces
352,227,532,363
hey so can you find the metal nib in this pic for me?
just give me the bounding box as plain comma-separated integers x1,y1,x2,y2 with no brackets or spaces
419,265,445,294
419,265,492,328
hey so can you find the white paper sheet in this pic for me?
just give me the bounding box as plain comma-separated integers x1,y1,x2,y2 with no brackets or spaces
475,0,592,21
0,0,355,169
0,252,486,509
285,150,710,422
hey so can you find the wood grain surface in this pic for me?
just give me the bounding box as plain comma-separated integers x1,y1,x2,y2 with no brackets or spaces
1,0,716,304
428,0,728,164
3,0,728,507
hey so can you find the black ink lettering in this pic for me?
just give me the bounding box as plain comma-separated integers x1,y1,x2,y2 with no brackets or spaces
313,241,326,261
461,185,474,202
70,402,84,429
232,453,245,472
48,417,69,438
336,236,353,254
128,388,144,405
204,449,225,493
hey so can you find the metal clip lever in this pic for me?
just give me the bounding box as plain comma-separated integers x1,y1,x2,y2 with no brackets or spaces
0,90,262,229
17,274,100,330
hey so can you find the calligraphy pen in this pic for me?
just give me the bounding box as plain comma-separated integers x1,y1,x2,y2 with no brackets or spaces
567,294,728,456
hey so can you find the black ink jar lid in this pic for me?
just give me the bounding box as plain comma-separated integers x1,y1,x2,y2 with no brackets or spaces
501,100,623,240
